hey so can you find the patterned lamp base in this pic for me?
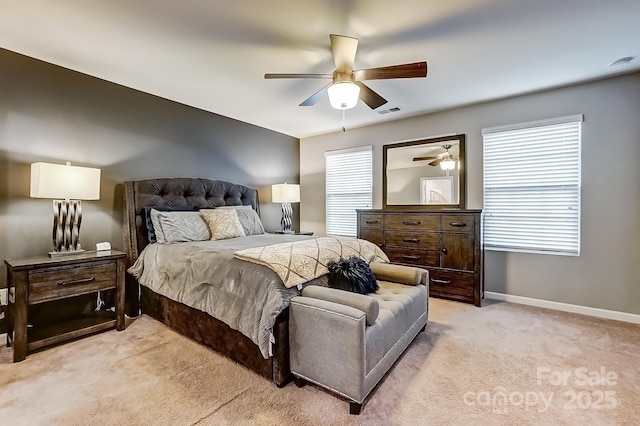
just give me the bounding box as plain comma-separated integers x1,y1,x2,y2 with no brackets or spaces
50,199,85,257
280,202,294,234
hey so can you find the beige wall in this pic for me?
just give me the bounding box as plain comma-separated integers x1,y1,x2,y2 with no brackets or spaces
300,72,640,315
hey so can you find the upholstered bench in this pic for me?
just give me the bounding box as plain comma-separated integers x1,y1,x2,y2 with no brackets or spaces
289,262,428,414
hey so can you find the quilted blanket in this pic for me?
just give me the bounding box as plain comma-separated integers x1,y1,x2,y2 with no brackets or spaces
234,236,389,288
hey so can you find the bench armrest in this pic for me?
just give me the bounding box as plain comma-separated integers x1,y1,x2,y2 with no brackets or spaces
370,262,428,286
302,286,379,325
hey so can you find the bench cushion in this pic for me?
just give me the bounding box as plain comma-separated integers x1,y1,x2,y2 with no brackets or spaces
365,281,428,374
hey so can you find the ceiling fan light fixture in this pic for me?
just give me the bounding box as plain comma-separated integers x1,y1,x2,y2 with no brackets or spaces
328,81,360,110
440,157,456,170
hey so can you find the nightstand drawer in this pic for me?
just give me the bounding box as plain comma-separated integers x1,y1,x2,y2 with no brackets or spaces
28,261,116,304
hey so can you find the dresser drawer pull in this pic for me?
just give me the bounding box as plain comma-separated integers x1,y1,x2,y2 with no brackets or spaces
365,220,379,224
402,255,420,260
402,238,420,243
57,277,96,287
431,278,452,286
402,221,421,226
449,222,467,227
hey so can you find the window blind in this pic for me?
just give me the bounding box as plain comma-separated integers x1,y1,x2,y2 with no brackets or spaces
325,146,373,236
482,115,582,255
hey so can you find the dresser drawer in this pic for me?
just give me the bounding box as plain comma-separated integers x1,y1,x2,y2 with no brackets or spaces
442,215,475,232
359,228,383,247
360,214,383,229
428,269,475,298
385,231,439,249
386,248,439,268
386,214,440,231
28,261,117,304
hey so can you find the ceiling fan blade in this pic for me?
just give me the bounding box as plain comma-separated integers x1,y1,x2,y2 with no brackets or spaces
299,83,331,106
264,73,332,79
330,34,358,73
413,156,439,162
429,159,442,167
355,81,387,109
354,61,427,81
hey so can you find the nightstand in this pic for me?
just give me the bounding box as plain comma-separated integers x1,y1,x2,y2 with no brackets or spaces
272,231,314,236
5,250,126,362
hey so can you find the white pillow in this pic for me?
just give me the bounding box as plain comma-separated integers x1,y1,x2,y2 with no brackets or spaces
200,209,246,240
149,210,210,244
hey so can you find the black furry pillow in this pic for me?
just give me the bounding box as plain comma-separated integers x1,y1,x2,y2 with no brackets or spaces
327,257,379,295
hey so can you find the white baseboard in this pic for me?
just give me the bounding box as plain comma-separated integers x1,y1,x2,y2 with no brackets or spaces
0,288,7,306
484,291,640,325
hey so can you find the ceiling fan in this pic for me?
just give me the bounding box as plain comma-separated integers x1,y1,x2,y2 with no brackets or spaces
264,34,427,110
413,144,457,170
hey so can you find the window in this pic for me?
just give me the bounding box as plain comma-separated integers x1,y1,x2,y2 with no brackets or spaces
325,146,373,236
482,114,582,255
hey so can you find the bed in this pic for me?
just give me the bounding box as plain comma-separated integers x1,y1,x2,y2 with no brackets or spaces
123,177,301,386
123,177,388,387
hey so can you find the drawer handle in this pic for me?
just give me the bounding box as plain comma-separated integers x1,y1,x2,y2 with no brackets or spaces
402,221,421,226
402,255,420,260
449,222,467,227
432,278,452,286
57,277,96,287
365,220,379,224
442,248,448,254
402,238,420,243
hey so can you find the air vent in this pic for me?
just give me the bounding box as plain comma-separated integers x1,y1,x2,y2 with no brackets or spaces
378,106,403,115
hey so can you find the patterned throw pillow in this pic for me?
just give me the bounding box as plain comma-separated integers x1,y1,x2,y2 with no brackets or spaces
217,206,265,235
200,209,246,240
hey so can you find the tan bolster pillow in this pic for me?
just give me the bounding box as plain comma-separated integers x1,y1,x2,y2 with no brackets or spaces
302,286,379,326
369,262,427,286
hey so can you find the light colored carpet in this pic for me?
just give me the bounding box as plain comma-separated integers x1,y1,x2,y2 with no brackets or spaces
0,298,638,425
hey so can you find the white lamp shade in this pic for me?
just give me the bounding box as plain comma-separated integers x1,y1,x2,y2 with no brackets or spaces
327,82,360,110
272,183,300,203
31,162,101,200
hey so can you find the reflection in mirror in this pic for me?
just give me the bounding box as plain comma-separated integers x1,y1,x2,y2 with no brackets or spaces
383,134,466,209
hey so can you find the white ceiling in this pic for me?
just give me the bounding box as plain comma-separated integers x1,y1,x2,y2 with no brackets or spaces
1,0,638,139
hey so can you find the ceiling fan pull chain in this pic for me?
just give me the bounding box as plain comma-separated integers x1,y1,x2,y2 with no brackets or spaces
342,109,346,132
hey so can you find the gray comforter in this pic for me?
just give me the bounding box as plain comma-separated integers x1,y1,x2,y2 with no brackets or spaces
128,234,318,358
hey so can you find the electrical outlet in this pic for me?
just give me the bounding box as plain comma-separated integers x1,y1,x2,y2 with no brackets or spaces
0,288,8,306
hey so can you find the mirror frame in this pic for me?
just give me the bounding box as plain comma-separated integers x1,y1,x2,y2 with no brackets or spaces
383,133,466,210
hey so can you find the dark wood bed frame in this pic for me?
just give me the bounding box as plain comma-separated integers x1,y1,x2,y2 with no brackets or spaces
122,178,291,386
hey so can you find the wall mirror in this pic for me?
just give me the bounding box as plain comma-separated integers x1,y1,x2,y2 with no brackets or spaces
383,134,466,210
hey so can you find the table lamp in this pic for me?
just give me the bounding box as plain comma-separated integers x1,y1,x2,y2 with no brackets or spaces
272,183,300,234
30,161,101,256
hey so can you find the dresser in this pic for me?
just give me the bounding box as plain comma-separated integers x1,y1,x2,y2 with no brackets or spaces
357,210,483,306
5,250,126,362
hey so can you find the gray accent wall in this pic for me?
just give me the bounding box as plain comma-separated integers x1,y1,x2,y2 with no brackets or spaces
300,72,640,315
0,49,300,288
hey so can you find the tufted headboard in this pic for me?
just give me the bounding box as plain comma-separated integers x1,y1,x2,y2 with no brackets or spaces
123,177,260,262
